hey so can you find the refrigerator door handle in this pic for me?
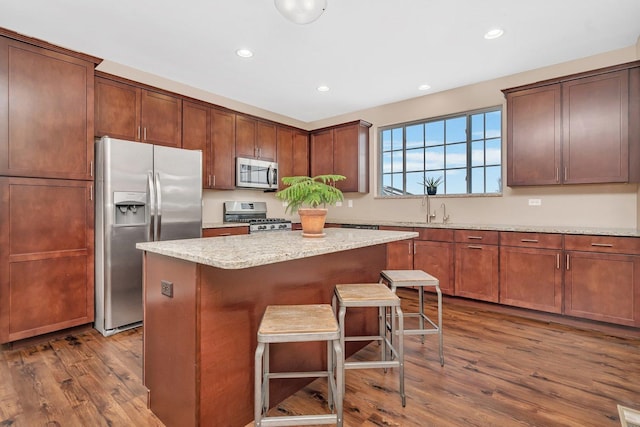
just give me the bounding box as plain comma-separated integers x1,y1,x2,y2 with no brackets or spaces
148,172,156,241
155,172,162,241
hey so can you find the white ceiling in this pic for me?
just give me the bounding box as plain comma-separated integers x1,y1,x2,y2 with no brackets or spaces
2,0,640,123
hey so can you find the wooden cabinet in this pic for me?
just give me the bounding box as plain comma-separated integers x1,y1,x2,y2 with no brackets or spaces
0,36,96,180
413,228,455,295
95,74,182,148
379,226,414,270
202,227,248,237
499,232,563,313
310,120,372,193
503,61,640,186
276,126,309,189
182,103,236,189
564,235,640,327
454,230,499,302
0,177,94,343
235,115,276,161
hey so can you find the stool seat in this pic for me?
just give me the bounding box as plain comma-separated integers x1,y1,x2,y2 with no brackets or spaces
255,304,343,427
334,283,401,307
380,269,438,287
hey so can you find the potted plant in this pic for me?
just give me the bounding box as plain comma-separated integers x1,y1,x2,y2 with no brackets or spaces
275,174,346,237
422,176,443,195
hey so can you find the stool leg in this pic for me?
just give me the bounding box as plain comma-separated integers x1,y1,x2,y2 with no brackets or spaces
418,286,425,343
327,339,334,410
263,342,270,412
396,305,406,407
338,304,347,397
333,339,344,427
254,342,265,426
436,284,444,366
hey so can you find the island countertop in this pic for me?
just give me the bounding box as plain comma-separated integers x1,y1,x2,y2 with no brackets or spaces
136,228,418,269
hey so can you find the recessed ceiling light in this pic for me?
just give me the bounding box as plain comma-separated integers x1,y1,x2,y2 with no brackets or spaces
484,28,504,40
418,84,431,91
317,85,330,92
236,49,253,58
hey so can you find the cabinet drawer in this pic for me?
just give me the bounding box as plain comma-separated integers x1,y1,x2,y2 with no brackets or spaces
454,229,499,245
564,235,640,255
379,226,415,232
500,232,563,249
416,228,454,242
202,227,248,237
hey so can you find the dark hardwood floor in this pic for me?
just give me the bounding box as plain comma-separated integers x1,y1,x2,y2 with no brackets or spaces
1,289,639,426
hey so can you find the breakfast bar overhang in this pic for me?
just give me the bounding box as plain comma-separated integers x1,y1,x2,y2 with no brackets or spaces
136,228,417,427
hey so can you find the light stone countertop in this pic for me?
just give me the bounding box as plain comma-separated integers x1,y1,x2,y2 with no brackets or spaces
136,228,418,269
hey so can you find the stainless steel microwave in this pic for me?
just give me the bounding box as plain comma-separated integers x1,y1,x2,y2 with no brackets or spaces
236,157,278,190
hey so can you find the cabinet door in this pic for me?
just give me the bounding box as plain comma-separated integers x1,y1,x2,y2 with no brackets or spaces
95,77,141,141
235,115,257,158
277,127,293,190
256,121,276,160
0,38,94,180
334,123,369,193
140,90,182,147
500,246,563,313
0,177,94,343
506,85,561,185
182,101,210,188
386,240,414,270
210,109,236,189
565,251,640,326
455,243,499,302
414,240,455,296
310,129,334,177
562,70,629,184
292,130,309,177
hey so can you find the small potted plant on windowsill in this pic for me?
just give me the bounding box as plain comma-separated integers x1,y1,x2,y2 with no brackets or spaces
275,174,345,238
422,176,443,195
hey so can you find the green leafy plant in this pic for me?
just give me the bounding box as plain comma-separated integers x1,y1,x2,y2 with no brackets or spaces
276,175,346,214
422,176,443,188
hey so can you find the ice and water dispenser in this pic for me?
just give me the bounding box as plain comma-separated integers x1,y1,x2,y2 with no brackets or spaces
113,192,146,225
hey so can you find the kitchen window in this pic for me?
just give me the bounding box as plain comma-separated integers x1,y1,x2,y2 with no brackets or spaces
380,107,502,196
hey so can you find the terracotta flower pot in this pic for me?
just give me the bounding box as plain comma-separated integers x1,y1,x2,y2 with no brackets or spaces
298,208,328,238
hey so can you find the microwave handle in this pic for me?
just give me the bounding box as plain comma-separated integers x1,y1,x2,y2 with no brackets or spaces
268,165,277,186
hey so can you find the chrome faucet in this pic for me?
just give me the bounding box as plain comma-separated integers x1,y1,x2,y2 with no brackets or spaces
441,203,450,224
423,195,437,223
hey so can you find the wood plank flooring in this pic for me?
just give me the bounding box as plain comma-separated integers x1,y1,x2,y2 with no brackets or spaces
1,289,639,426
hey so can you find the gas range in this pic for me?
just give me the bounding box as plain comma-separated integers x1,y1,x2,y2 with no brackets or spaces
223,201,292,233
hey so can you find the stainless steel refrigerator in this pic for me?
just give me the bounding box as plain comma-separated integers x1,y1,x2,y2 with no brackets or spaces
95,136,202,336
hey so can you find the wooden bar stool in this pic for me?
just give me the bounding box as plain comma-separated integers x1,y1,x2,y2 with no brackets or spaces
380,269,444,366
332,283,406,407
254,304,343,427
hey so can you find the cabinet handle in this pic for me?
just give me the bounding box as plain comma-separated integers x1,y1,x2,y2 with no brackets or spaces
521,239,538,243
218,233,232,236
555,167,559,183
591,243,613,248
208,175,211,187
467,236,483,240
138,126,141,140
408,244,412,255
90,161,94,177
564,167,568,181
89,184,93,201
212,175,216,186
556,253,560,269
566,254,570,270
468,245,483,249
144,127,147,141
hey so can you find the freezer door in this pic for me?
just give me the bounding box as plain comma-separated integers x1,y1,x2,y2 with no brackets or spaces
153,145,202,241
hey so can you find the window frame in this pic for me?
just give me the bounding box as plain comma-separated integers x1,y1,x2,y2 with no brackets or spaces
379,105,503,197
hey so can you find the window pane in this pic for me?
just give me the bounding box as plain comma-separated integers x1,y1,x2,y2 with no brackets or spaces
486,138,501,165
406,171,425,195
446,143,467,168
392,150,404,173
425,121,444,146
406,124,424,149
471,167,485,193
445,169,467,194
392,128,403,150
486,111,501,138
382,152,392,173
471,114,484,141
382,174,392,193
382,129,392,151
445,117,466,143
471,140,484,167
426,146,444,170
486,165,502,193
406,148,424,172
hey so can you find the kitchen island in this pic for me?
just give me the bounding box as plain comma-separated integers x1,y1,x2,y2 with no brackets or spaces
136,228,417,427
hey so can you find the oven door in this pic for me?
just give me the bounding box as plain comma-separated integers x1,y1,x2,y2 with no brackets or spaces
236,157,278,189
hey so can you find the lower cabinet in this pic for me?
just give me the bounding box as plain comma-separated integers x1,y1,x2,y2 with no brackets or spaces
379,226,414,270
413,229,455,295
0,177,94,343
499,232,563,313
564,235,640,327
454,230,499,302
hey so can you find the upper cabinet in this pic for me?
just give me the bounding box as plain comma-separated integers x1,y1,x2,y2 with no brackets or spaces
235,114,276,161
310,120,372,193
0,36,97,180
276,126,309,189
95,74,182,148
503,61,640,186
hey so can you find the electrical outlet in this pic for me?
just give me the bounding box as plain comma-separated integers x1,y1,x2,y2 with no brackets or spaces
528,198,542,206
348,200,353,208
161,280,173,298
335,201,342,207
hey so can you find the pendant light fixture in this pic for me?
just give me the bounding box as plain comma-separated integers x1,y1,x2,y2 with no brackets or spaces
274,0,327,24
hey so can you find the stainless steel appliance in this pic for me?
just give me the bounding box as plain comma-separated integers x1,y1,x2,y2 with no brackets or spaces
236,157,278,190
95,136,202,336
223,201,292,233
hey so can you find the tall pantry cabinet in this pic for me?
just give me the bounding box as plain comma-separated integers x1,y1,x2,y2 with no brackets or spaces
0,31,100,343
